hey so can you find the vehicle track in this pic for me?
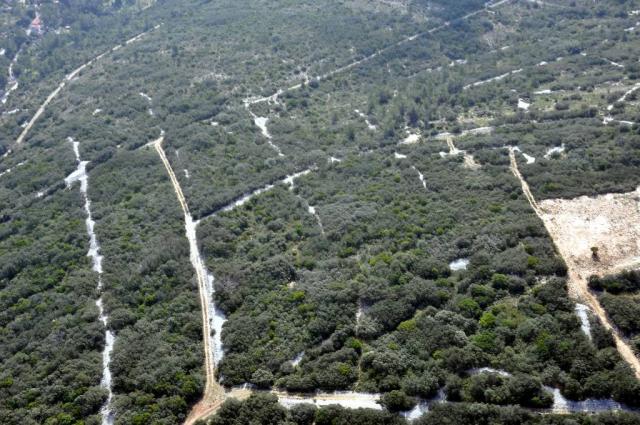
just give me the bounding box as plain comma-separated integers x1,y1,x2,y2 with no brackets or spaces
508,147,640,379
6,25,162,157
245,0,514,106
152,135,226,424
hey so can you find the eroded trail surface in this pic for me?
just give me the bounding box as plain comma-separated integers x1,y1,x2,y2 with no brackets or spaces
412,166,427,190
152,135,226,425
508,148,540,212
1,49,21,105
250,112,285,157
463,68,522,90
508,148,640,379
439,135,480,169
64,138,115,425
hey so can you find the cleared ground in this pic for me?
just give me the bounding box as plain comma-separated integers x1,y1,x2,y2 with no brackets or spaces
539,189,640,288
538,188,640,378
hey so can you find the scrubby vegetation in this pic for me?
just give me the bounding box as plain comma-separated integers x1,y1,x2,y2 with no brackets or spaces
200,393,640,425
590,271,640,355
0,181,107,423
1,0,640,423
200,150,640,408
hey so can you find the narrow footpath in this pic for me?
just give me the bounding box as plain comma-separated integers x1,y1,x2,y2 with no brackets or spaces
64,137,115,424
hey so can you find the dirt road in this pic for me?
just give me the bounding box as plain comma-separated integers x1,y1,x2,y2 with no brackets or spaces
153,136,226,424
246,0,514,105
10,26,162,154
508,148,640,379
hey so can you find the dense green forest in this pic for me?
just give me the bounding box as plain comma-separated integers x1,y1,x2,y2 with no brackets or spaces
1,0,640,423
200,148,639,406
590,271,640,355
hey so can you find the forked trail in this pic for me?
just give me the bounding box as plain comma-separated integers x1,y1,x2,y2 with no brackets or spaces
152,135,226,424
508,148,640,379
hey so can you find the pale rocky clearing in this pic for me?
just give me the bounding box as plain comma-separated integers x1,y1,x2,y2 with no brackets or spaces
538,188,640,378
509,149,640,378
539,189,640,286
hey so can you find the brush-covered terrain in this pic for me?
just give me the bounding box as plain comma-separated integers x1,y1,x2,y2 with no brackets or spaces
1,0,640,424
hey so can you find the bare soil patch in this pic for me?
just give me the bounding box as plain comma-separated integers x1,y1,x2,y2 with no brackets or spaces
538,189,640,285
510,149,640,378
537,188,640,378
463,153,481,170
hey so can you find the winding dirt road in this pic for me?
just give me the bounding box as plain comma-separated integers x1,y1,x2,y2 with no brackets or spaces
508,148,640,379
